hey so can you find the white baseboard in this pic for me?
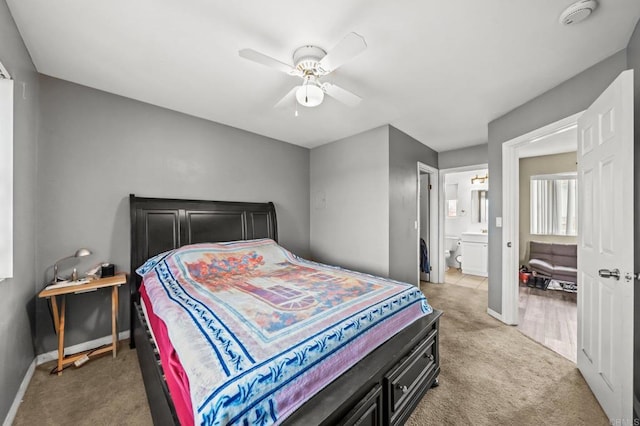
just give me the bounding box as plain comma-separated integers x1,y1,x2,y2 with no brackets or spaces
35,330,130,365
3,358,36,426
487,308,503,322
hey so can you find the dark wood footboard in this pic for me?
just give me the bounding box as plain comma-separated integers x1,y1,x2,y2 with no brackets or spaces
134,301,441,426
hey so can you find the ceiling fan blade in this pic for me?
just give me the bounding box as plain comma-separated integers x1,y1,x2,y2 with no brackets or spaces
239,49,301,76
323,83,362,107
318,32,367,74
274,86,301,108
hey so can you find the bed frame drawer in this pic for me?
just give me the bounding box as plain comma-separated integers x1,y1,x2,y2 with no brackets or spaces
340,384,382,426
384,328,438,424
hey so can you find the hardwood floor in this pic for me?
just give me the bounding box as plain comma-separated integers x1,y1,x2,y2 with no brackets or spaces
444,268,488,291
439,270,576,362
517,282,577,362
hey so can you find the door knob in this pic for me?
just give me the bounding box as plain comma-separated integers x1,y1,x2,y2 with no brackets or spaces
598,268,620,280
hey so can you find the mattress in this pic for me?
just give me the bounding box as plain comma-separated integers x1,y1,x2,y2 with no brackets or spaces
137,239,432,425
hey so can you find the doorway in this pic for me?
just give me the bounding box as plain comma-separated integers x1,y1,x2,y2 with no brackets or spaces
417,162,440,284
516,134,579,362
437,164,489,288
440,167,489,290
501,112,582,325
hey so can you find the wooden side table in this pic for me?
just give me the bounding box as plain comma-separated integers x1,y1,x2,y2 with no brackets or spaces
38,273,127,375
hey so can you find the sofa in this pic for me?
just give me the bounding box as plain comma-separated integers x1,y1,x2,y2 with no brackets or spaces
527,241,577,284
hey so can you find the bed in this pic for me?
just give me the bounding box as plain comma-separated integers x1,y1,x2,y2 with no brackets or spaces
129,194,442,425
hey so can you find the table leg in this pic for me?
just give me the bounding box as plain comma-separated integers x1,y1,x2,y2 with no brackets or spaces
112,285,118,358
50,296,60,336
58,296,66,376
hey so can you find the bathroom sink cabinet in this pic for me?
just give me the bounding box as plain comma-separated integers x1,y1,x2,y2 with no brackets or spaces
461,233,488,277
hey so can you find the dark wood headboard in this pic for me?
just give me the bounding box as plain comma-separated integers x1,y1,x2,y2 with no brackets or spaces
128,193,278,304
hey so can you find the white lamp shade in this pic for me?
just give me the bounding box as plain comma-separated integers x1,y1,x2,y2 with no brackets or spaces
74,248,92,257
296,82,324,107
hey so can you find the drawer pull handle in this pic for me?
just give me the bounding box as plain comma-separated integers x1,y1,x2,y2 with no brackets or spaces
396,384,408,394
424,353,434,362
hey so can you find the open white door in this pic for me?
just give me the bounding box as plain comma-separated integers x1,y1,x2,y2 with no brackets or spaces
577,70,634,421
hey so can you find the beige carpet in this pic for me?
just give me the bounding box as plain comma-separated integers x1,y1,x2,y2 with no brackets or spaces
408,282,607,426
13,345,152,425
14,283,607,425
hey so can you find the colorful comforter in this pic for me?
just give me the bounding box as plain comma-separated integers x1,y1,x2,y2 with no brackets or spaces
137,239,432,426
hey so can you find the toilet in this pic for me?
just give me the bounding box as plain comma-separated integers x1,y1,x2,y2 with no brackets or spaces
444,236,462,269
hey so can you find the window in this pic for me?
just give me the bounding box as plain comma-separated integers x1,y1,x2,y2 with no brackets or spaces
0,64,13,280
530,173,577,236
445,183,458,217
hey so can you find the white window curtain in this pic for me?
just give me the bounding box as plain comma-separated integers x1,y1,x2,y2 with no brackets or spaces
530,173,577,236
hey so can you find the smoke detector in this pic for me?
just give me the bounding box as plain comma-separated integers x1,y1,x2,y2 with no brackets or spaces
559,0,598,25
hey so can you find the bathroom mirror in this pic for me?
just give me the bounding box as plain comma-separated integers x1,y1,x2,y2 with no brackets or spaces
471,190,488,223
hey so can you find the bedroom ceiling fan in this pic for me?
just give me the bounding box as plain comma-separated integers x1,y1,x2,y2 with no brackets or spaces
239,32,367,109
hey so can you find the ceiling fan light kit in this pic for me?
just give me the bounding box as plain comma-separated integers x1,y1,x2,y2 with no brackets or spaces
296,77,324,107
239,32,367,109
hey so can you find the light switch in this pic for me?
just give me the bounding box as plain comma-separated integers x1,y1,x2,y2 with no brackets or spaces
314,191,326,209
496,217,502,227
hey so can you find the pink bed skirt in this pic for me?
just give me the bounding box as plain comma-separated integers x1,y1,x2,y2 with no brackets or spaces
141,283,194,425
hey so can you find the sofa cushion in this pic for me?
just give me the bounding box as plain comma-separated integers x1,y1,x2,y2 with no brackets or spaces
529,258,553,276
554,265,577,282
529,241,553,263
551,244,577,268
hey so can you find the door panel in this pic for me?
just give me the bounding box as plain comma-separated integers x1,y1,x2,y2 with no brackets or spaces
599,158,615,254
599,283,615,391
577,70,634,421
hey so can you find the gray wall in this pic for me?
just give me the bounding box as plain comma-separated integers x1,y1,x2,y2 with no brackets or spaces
0,0,39,421
438,143,488,170
35,76,310,354
487,49,627,313
388,126,438,285
309,126,389,276
626,17,640,418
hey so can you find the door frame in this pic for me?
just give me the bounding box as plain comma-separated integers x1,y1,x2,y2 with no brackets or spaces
438,164,489,283
417,162,440,284
501,111,583,325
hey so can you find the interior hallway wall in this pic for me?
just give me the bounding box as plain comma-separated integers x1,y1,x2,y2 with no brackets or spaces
438,143,488,169
310,126,390,276
0,0,39,421
35,76,310,355
388,126,438,285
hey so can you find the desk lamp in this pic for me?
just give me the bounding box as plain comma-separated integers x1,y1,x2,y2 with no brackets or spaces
52,248,91,283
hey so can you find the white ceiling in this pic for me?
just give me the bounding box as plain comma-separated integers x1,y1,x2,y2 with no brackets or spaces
518,126,577,158
6,0,640,150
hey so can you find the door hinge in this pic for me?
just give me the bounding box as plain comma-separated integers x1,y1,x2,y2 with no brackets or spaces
429,184,432,190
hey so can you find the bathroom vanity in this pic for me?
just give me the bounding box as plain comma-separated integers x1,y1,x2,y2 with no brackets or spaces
461,232,488,277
